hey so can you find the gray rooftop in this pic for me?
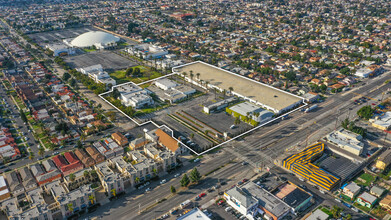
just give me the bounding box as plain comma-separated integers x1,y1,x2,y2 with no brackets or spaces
242,182,291,217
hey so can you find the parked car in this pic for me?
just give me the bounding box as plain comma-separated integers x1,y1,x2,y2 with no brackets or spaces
199,193,206,197
193,158,200,163
218,200,225,206
145,187,151,192
225,207,232,212
194,196,201,201
160,179,167,184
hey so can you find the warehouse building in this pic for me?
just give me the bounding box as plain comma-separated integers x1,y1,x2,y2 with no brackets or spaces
173,61,303,114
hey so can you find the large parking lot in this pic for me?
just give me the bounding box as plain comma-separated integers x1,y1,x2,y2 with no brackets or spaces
27,26,98,47
147,78,251,153
64,50,137,71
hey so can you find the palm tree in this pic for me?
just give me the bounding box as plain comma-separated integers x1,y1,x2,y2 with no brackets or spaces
189,72,194,88
182,72,187,84
83,170,90,179
229,87,234,95
69,173,76,182
196,73,200,80
223,89,227,100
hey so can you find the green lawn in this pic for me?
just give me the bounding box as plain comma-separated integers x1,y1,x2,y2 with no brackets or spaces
109,65,163,85
354,202,371,212
355,173,375,186
319,207,332,217
83,47,97,53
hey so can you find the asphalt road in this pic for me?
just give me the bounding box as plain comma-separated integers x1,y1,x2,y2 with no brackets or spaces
84,150,255,220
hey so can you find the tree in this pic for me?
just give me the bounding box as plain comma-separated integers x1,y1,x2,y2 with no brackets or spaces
20,109,27,123
357,106,374,120
133,67,141,76
28,152,34,161
189,168,201,183
182,72,187,84
127,22,139,34
190,133,194,140
83,170,90,179
234,117,241,125
125,67,133,77
180,174,190,187
38,147,45,157
77,140,82,148
345,214,352,220
228,87,234,95
170,185,176,194
196,73,200,80
62,72,71,82
331,205,342,219
112,88,121,99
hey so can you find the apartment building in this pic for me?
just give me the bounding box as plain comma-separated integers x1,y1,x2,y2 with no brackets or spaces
95,162,124,198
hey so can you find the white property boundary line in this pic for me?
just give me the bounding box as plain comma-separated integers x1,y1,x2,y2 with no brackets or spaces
98,64,307,156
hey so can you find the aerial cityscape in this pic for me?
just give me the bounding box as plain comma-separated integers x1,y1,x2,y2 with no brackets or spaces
0,0,390,219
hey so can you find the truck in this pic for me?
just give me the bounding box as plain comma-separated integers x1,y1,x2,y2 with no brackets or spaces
304,104,318,113
180,200,191,209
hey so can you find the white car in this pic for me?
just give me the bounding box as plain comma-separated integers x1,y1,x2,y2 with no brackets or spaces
174,173,180,178
145,187,151,192
160,179,167,184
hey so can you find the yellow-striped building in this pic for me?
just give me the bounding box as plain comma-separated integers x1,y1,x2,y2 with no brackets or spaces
282,142,340,191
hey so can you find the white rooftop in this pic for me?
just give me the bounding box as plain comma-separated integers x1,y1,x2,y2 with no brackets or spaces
70,31,120,48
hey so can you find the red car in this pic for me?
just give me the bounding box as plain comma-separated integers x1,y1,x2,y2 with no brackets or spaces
199,193,206,197
218,200,225,205
242,179,248,183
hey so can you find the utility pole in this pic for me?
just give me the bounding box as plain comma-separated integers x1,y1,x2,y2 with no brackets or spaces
334,110,341,131
138,203,141,214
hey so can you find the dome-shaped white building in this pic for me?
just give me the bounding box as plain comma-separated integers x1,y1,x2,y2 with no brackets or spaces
70,31,120,48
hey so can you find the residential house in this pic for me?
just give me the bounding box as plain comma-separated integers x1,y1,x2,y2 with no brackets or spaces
74,149,96,167
18,167,37,192
343,182,361,200
129,137,148,150
0,176,10,201
32,160,62,186
379,194,391,212
85,146,105,164
111,132,129,147
370,186,385,198
356,192,377,208
5,171,24,197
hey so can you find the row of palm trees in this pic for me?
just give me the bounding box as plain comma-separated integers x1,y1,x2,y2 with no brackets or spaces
180,70,234,97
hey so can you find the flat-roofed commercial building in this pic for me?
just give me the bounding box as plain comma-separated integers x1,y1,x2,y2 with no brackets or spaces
173,61,303,114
